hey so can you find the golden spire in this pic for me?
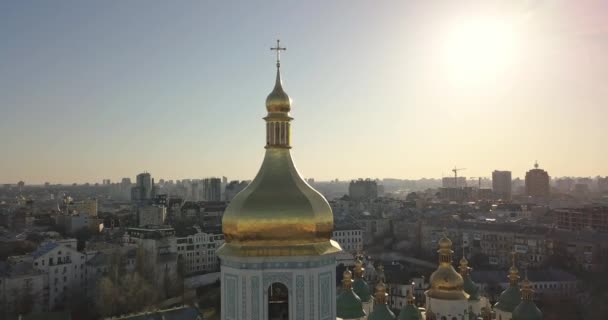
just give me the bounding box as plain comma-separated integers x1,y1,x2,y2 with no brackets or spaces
459,247,469,276
508,251,520,286
374,280,389,304
266,39,291,114
343,269,354,289
376,264,385,283
438,232,453,265
520,270,534,301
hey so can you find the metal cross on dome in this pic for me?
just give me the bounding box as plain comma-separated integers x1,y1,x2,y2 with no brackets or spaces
270,39,287,67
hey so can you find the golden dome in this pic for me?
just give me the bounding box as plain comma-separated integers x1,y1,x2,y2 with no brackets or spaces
265,68,292,113
426,235,469,300
217,47,341,257
438,236,452,249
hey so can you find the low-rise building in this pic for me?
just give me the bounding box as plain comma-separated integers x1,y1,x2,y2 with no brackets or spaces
30,239,87,310
175,226,224,275
471,268,578,301
332,223,363,255
137,205,167,226
0,260,46,316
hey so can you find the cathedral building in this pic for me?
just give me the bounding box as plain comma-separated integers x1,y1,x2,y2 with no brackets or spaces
217,41,342,320
216,41,543,320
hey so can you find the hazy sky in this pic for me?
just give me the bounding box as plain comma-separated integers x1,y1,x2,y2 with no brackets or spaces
1,0,607,184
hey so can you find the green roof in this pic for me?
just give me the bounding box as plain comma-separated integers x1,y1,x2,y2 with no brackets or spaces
337,289,366,319
494,286,521,312
368,304,396,320
353,278,372,302
463,275,480,301
398,304,422,320
512,301,543,320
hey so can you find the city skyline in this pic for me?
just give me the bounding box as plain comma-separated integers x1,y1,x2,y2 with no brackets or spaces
2,1,608,183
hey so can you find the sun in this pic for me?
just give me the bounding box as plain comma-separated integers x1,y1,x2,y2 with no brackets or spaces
440,17,521,84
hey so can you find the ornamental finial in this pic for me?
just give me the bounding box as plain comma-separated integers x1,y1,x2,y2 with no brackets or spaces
270,39,287,68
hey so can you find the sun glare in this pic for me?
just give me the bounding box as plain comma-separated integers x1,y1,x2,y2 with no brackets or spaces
441,17,521,84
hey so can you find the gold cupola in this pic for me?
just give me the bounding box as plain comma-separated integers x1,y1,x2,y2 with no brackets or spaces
217,40,342,257
425,233,469,300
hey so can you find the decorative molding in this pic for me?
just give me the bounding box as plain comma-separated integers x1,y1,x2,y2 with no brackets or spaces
251,276,260,320
224,274,238,320
242,276,247,320
296,275,305,320
309,275,315,320
319,271,332,320
222,258,334,270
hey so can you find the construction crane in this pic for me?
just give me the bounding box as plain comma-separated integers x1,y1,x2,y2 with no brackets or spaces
452,167,466,188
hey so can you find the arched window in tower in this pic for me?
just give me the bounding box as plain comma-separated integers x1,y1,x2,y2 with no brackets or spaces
268,282,289,320
275,122,280,145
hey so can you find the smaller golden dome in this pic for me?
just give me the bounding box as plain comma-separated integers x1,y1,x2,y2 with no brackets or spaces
439,236,452,249
426,234,469,300
459,256,468,266
459,256,469,275
374,280,389,304
266,68,291,113
354,258,365,277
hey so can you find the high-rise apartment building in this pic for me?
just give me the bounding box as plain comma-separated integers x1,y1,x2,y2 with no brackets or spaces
525,162,550,198
202,178,221,201
492,170,512,200
224,180,249,201
131,172,154,202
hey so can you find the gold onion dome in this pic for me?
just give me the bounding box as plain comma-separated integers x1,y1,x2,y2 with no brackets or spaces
218,40,341,257
495,252,522,313
398,283,423,320
353,258,372,302
439,236,452,249
337,269,367,319
512,273,543,320
426,234,469,300
460,255,480,301
368,281,396,320
265,67,292,113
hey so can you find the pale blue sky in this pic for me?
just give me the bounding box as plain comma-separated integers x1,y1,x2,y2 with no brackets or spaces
1,1,607,184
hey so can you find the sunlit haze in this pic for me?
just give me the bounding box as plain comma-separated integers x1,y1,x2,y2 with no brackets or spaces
1,0,607,184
